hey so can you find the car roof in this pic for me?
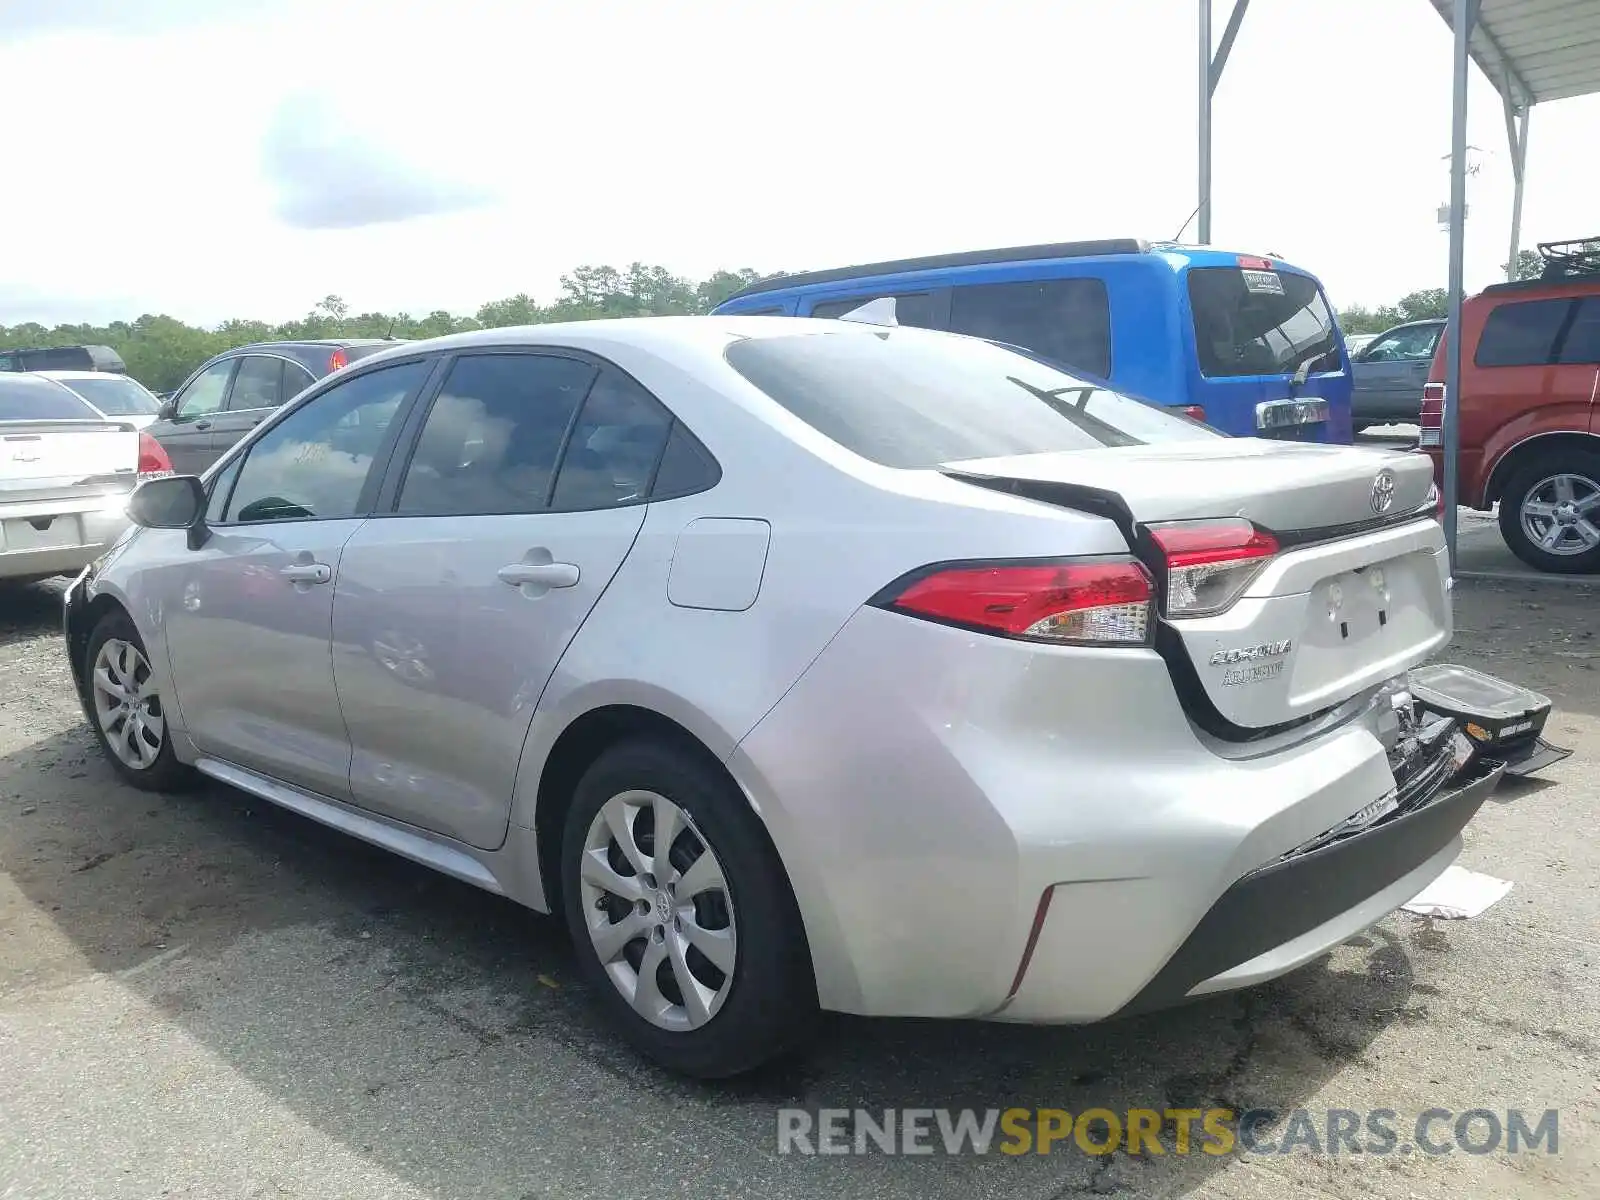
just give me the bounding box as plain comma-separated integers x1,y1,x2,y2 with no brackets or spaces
33,369,145,382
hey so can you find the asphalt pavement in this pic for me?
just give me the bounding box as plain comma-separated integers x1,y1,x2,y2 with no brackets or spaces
0,575,1596,1199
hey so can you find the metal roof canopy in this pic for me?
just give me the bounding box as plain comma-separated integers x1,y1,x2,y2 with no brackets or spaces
1197,0,1600,568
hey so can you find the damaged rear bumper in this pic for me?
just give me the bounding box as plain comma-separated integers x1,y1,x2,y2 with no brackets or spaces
1114,661,1554,1018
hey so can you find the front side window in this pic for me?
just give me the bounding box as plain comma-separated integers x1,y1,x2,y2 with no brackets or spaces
1557,298,1600,365
228,356,286,411
724,326,1217,470
1188,267,1339,378
947,278,1111,378
1475,299,1572,368
396,354,597,516
176,360,235,418
808,292,940,328
222,360,427,523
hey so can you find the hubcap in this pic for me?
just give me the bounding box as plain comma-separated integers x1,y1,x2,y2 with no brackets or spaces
91,638,165,770
1520,472,1600,556
579,790,737,1032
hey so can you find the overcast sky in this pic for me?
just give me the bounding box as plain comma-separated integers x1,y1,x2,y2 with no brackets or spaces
3,0,1597,327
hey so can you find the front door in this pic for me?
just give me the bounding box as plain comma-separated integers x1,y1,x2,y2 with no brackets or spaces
153,358,236,474
332,352,672,849
160,357,433,799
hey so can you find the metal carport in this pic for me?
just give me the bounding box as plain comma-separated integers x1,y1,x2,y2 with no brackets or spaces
1197,0,1600,566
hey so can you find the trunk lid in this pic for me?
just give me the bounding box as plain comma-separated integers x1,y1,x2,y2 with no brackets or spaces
945,439,1449,733
0,420,140,505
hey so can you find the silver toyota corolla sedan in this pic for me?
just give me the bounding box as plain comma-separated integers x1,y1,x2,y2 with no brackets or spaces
65,316,1510,1078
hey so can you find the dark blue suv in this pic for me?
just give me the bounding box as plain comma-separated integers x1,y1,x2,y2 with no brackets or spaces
712,239,1354,443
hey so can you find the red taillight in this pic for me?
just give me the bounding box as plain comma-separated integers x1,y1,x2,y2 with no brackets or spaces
328,347,349,372
1180,405,1206,422
1419,383,1444,447
1149,519,1279,617
137,431,172,478
879,559,1154,646
1236,255,1274,270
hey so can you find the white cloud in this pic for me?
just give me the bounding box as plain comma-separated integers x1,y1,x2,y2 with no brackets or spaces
0,0,1596,326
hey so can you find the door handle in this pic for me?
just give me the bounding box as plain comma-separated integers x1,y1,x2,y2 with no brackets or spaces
195,420,212,431
497,562,580,589
280,562,332,585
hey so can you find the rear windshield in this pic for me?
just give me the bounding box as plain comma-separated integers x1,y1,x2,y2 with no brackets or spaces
723,328,1218,469
54,375,161,416
0,377,101,421
1187,267,1340,378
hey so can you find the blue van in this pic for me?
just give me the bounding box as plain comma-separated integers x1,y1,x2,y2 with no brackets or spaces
711,239,1354,443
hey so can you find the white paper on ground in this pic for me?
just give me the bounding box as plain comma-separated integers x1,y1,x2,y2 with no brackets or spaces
1401,865,1514,920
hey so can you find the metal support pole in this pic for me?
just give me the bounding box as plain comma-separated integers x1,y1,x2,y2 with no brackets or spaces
1504,99,1530,279
1198,0,1212,244
1443,0,1476,569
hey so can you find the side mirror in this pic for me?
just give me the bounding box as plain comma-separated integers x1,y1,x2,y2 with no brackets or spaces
157,398,177,421
128,474,206,531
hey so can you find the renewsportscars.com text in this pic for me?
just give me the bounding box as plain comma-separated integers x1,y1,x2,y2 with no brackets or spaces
776,1107,1559,1157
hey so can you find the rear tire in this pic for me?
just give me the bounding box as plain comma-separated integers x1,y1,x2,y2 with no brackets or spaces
1498,449,1600,574
559,737,816,1078
83,609,197,792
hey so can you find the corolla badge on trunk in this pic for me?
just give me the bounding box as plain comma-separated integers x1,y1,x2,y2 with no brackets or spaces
1211,639,1293,687
1370,469,1397,514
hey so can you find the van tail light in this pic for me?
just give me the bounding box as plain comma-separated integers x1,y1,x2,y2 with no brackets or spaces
137,431,173,479
327,347,349,372
1148,519,1278,617
1169,404,1206,422
874,559,1154,646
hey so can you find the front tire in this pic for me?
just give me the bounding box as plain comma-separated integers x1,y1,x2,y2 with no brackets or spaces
1498,450,1600,574
84,608,196,791
560,738,816,1078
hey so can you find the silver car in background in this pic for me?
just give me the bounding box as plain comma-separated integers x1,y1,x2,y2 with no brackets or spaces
66,317,1508,1077
34,370,165,430
0,374,141,584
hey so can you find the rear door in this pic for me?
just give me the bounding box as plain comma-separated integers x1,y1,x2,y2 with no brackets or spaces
331,352,671,849
1558,297,1600,431
206,354,293,459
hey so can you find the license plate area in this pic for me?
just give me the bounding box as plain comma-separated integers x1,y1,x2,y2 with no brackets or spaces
1256,397,1329,431
1,514,85,551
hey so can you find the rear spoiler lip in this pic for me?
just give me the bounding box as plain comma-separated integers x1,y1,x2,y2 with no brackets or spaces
940,469,1339,745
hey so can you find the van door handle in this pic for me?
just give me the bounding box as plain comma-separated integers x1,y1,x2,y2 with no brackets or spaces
195,420,212,431
280,562,332,585
498,561,580,589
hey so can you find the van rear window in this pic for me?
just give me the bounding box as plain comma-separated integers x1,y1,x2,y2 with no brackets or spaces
1187,267,1339,378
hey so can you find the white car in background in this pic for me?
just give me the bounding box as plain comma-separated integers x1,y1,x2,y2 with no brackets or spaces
0,374,150,583
35,370,164,430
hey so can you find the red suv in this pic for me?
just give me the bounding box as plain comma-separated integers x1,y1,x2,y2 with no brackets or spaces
1421,239,1600,572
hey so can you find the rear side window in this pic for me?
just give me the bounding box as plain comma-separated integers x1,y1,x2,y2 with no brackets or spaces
724,328,1217,470
1188,267,1339,378
947,278,1111,378
808,292,940,328
397,354,597,516
549,369,673,510
0,376,100,420
1475,299,1572,367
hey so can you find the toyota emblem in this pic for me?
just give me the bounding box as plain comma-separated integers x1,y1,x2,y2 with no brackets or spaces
1370,470,1396,514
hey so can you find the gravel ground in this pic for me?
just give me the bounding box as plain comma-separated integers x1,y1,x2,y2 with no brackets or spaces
0,575,1596,1199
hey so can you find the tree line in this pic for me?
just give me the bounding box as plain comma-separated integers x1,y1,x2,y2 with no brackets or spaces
0,265,775,393
0,248,1574,391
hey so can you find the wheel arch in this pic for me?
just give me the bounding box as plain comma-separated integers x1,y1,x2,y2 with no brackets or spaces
1485,431,1600,506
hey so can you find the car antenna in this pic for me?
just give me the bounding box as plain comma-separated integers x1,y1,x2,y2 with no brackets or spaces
1171,201,1203,242
384,317,397,340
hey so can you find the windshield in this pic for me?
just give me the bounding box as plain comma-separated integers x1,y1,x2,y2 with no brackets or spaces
1187,266,1340,378
54,374,161,416
723,327,1219,469
0,377,102,421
